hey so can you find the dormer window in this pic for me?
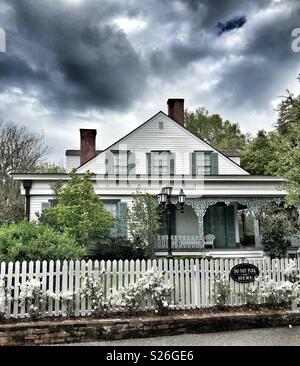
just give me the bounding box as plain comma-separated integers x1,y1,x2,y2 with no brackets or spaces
112,150,128,174
147,151,175,175
192,151,218,175
105,150,135,175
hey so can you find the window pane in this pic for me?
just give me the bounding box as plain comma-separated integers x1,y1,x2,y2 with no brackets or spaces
104,203,117,217
195,152,211,175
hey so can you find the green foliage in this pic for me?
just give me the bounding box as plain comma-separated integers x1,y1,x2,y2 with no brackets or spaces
127,189,161,258
98,237,147,260
259,204,296,258
33,162,65,174
185,107,247,152
240,130,278,175
0,220,85,262
241,75,300,204
39,170,114,247
270,122,300,206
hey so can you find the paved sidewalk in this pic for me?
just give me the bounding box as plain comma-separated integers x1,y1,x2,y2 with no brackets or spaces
59,326,300,346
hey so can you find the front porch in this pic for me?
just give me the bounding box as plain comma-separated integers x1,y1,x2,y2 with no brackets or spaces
156,197,297,254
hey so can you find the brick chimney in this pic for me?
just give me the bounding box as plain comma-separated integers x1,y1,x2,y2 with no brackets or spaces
80,129,97,165
167,98,184,126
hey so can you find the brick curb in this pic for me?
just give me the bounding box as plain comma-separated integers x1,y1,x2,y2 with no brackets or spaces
0,310,299,345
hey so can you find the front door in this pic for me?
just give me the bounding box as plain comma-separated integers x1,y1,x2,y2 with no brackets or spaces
204,204,236,248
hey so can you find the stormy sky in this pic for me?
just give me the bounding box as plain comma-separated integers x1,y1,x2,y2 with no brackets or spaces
0,0,300,164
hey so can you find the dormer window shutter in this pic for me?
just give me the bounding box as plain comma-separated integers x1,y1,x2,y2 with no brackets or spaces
191,152,196,176
105,151,114,174
146,153,151,175
170,153,175,175
211,152,219,175
127,151,135,175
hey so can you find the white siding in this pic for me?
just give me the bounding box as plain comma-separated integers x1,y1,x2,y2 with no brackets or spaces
30,196,54,221
77,113,248,175
66,155,80,172
229,157,241,165
176,205,199,235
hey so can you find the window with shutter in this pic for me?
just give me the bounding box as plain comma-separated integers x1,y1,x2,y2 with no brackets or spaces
191,151,218,175
102,199,120,237
150,151,175,175
106,150,135,175
117,202,128,237
41,202,51,212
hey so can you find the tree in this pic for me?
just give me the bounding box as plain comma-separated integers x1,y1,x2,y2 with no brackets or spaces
33,162,65,174
259,203,297,258
184,107,248,152
268,79,300,205
275,75,300,134
240,130,278,175
0,121,49,224
240,74,300,205
0,121,49,201
39,170,115,247
127,189,161,258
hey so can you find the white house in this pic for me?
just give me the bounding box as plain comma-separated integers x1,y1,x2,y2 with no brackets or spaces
13,99,288,257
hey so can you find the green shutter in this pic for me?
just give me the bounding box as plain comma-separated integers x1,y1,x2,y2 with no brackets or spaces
191,152,196,176
127,151,135,175
225,205,236,248
146,153,151,175
117,202,128,237
211,152,219,175
169,153,175,175
105,151,114,174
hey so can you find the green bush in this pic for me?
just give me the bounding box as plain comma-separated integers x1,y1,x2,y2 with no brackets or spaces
259,204,295,258
0,220,86,262
96,237,148,260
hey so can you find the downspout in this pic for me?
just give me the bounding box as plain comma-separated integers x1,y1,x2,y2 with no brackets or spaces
23,180,32,220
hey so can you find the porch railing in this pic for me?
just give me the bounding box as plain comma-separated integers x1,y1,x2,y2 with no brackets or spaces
156,235,201,250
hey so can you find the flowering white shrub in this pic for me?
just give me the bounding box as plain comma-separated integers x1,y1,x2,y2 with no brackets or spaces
283,260,299,282
80,269,107,316
108,269,174,314
0,278,6,320
19,277,47,318
244,280,260,305
244,276,300,307
49,290,77,317
211,274,231,307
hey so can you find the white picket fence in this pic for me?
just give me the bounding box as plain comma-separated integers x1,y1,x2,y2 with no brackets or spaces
0,257,299,319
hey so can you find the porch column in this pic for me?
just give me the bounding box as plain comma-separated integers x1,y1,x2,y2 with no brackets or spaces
253,216,261,248
186,199,217,249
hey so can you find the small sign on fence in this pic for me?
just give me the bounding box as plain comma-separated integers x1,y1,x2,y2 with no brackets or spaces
229,263,260,283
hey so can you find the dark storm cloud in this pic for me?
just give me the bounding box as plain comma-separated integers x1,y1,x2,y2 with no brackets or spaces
146,0,300,110
0,0,146,112
217,16,246,35
0,0,300,118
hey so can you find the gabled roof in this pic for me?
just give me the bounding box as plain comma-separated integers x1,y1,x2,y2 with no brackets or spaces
75,111,249,174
